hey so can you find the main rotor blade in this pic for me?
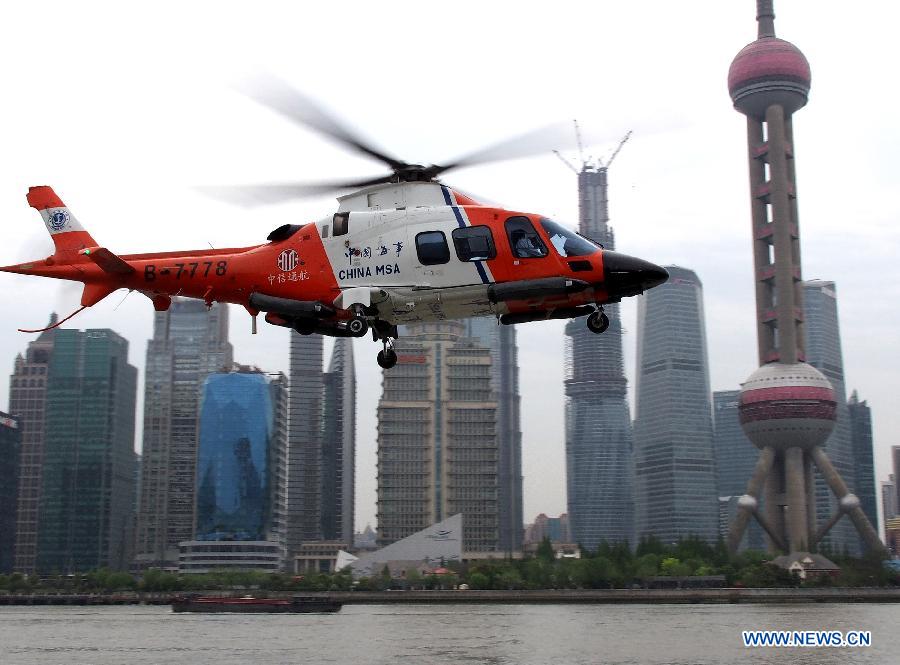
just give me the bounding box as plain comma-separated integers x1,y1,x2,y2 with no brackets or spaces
198,175,394,207
237,73,407,172
424,122,581,178
424,122,634,179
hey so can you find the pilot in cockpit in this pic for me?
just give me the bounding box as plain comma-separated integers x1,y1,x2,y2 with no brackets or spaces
511,229,545,258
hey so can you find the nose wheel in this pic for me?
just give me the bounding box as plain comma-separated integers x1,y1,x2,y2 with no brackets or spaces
587,308,610,334
377,339,398,369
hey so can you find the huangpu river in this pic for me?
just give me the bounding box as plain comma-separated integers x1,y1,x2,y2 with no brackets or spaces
2,603,898,664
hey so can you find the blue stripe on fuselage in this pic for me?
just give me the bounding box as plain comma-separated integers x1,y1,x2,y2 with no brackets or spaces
441,186,490,285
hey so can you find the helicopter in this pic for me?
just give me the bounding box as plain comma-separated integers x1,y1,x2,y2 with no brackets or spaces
0,78,668,369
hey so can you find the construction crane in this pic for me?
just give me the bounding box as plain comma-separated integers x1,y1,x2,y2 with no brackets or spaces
553,121,631,173
599,129,632,169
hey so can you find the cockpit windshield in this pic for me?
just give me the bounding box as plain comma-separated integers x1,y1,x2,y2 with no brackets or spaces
539,218,600,257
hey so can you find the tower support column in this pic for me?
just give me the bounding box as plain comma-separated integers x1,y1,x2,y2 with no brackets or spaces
765,103,800,364
785,446,808,550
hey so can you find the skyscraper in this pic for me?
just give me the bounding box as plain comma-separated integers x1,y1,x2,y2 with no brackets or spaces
464,318,523,553
895,447,900,515
9,317,55,573
135,300,233,569
37,329,137,573
195,369,287,540
634,266,717,544
377,321,499,552
180,368,287,574
286,332,324,560
726,0,881,555
712,391,764,550
564,163,634,550
803,279,857,554
321,338,356,544
847,391,877,533
882,476,896,527
0,412,21,573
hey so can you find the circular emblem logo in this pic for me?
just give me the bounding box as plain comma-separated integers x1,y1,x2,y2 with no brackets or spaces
48,210,69,231
277,249,299,272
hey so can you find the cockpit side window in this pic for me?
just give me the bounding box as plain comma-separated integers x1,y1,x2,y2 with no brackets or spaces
333,212,349,236
539,218,600,257
505,216,548,259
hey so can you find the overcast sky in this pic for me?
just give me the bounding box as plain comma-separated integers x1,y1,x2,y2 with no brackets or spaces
1,1,898,532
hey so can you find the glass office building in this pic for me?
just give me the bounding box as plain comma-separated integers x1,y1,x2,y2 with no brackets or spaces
634,266,717,544
803,280,857,555
196,371,280,541
847,391,877,531
36,329,137,573
0,412,21,573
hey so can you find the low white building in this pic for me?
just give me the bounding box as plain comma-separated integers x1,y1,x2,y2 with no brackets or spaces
347,514,463,579
178,540,283,574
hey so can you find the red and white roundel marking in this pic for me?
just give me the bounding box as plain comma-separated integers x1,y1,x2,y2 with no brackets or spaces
277,249,299,272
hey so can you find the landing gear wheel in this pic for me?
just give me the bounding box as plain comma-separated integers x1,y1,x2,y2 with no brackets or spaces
587,310,610,334
377,348,398,369
347,316,369,337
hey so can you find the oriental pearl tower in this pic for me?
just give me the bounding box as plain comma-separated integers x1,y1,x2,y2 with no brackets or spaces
726,0,883,555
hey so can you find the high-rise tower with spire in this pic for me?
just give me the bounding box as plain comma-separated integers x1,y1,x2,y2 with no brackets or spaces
563,138,635,549
726,0,882,555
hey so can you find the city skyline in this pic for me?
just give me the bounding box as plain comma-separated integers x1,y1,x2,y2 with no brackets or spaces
1,2,898,531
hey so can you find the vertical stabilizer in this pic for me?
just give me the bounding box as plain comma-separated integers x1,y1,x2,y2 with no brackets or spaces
26,186,98,257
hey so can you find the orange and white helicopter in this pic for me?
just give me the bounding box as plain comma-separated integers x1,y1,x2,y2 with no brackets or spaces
1,79,667,369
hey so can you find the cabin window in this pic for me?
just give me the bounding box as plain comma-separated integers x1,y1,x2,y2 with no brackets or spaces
415,231,450,265
333,212,349,236
452,226,496,262
321,224,330,239
539,218,600,257
505,216,548,258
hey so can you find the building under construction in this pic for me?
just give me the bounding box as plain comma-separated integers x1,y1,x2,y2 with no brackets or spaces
562,132,635,550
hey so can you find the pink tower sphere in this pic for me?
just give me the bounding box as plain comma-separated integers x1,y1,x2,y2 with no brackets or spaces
738,362,836,451
728,37,811,118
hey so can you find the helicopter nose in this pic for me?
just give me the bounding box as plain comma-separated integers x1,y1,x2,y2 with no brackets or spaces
602,251,669,297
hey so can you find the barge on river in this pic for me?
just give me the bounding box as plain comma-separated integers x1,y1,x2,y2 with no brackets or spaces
172,595,342,614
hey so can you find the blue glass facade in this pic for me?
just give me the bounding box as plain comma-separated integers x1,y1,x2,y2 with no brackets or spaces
634,266,718,544
196,373,276,541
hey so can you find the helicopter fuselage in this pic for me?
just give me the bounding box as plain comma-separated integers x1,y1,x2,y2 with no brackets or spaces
2,182,667,366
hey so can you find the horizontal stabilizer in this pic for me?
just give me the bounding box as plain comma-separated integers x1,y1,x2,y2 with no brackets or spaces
80,247,135,274
81,282,118,307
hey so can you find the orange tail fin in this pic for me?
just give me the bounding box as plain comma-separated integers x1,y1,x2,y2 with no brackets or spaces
27,186,98,258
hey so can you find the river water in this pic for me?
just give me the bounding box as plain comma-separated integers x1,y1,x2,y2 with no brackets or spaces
1,603,897,664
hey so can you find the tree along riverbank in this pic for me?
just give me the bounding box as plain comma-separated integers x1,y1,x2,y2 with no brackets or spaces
2,588,900,606
2,537,895,597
